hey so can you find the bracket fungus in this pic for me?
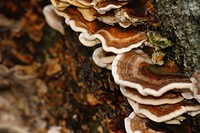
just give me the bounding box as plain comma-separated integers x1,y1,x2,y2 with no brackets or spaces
77,0,132,14
50,0,70,11
128,99,200,123
60,0,89,8
76,0,158,28
112,49,191,97
55,6,146,53
76,0,93,7
125,113,192,133
50,0,164,55
77,7,97,21
43,5,65,35
164,116,186,125
110,48,200,131
120,86,184,105
47,0,200,132
125,112,165,133
114,0,159,27
92,47,116,70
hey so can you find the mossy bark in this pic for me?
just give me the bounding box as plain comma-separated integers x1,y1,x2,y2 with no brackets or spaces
153,0,200,76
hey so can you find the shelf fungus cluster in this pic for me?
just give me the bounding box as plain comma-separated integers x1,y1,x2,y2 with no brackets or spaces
49,0,161,53
112,49,200,132
47,0,200,132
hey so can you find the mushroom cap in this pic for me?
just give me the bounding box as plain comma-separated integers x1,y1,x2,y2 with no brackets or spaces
78,0,132,14
77,7,97,21
77,7,132,28
164,116,186,125
56,0,157,27
120,86,184,105
190,71,200,103
55,6,147,53
125,112,165,133
146,118,193,133
97,12,121,26
92,0,132,14
77,7,131,27
116,0,159,26
181,90,194,100
78,32,101,47
43,5,65,35
92,47,116,70
125,112,190,132
128,99,200,123
77,0,93,7
51,0,70,11
112,49,192,96
60,0,89,8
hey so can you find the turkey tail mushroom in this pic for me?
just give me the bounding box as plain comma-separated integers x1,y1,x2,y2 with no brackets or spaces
112,49,191,97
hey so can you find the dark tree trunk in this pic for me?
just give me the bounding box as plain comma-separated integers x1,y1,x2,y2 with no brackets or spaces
153,0,200,76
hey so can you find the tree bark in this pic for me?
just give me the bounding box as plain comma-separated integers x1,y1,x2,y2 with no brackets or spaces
153,0,200,76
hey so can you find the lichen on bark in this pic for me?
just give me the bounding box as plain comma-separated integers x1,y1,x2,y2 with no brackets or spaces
153,0,200,76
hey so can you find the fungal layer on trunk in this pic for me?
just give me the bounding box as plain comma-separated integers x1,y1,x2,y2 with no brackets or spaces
128,99,200,123
125,112,193,132
55,6,147,53
125,112,165,133
112,49,191,96
120,86,184,105
78,0,133,14
43,5,65,35
92,47,116,70
51,0,70,11
111,48,200,132
47,0,200,132
50,0,160,54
